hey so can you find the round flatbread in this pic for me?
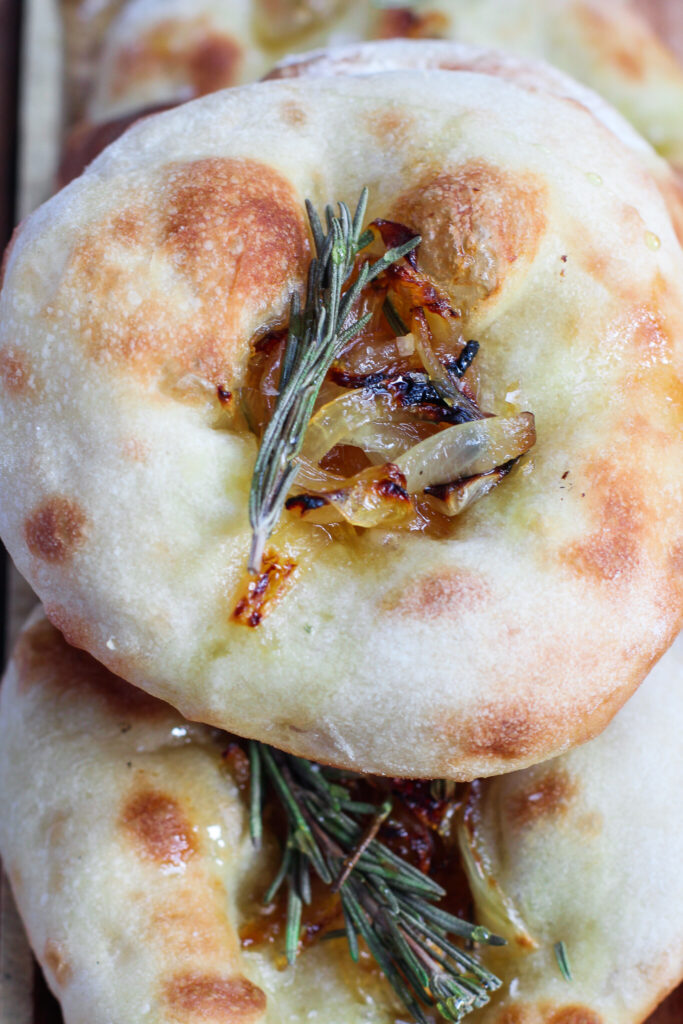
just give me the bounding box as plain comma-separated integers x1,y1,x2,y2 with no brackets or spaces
460,633,683,1023
81,0,683,167
1,56,681,778
0,612,681,1024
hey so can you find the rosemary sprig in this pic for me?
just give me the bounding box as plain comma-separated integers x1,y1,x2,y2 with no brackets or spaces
247,189,420,574
248,743,505,1023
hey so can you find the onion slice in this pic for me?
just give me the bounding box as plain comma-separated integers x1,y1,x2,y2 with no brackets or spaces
395,413,535,492
299,388,429,470
286,464,413,529
425,464,514,517
300,390,395,464
411,307,471,411
458,782,537,950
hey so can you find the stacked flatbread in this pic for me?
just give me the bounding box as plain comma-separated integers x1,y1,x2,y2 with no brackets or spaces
58,0,683,185
1,3,682,1023
1,612,682,1024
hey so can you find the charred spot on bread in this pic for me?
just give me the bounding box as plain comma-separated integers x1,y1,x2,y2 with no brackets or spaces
121,790,197,866
507,769,579,829
24,497,87,564
43,939,73,988
163,972,266,1022
0,346,32,393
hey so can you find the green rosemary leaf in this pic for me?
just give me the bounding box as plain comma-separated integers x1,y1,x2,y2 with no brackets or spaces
357,227,375,250
402,894,505,946
278,293,301,393
365,238,424,283
247,188,419,574
339,890,360,963
286,875,303,965
345,883,431,1024
352,187,370,237
400,910,502,992
248,740,262,849
367,873,402,916
263,837,292,905
377,906,432,994
298,849,312,906
554,940,573,981
338,800,389,815
260,747,332,883
383,296,409,337
332,311,373,352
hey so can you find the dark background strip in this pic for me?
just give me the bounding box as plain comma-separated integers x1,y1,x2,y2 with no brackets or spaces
0,0,21,671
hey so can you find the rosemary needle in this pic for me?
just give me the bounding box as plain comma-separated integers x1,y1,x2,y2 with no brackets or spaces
554,940,573,982
247,188,420,574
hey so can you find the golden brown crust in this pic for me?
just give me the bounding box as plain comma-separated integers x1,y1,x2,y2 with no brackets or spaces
391,161,548,300
506,768,578,830
163,973,267,1023
53,156,308,392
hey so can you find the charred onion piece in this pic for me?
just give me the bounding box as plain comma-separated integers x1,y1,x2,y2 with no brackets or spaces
411,308,482,419
425,462,516,517
328,369,481,425
373,257,484,417
286,464,413,529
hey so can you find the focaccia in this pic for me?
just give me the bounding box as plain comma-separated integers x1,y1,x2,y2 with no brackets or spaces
76,0,683,168
1,53,681,779
0,612,681,1024
460,632,683,1023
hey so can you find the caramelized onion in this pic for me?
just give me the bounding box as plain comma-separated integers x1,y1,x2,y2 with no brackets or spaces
376,259,483,417
299,389,429,468
425,464,514,517
244,233,536,540
458,783,537,950
395,413,535,492
286,464,413,529
411,307,475,412
300,390,393,464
